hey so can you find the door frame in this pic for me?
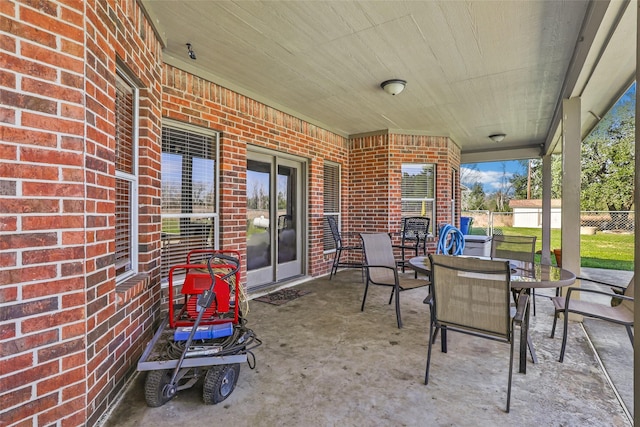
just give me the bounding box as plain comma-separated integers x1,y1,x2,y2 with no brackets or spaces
245,147,308,290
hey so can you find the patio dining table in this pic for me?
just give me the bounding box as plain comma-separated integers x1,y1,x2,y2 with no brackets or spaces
408,255,577,373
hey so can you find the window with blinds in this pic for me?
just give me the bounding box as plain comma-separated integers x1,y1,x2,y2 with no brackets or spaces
115,69,138,280
161,125,218,281
401,164,436,234
323,162,340,251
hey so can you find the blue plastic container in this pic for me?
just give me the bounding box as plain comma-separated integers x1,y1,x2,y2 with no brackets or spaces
459,216,473,235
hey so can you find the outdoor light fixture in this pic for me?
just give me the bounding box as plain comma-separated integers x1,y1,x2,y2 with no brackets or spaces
380,79,407,96
186,43,196,60
489,133,506,143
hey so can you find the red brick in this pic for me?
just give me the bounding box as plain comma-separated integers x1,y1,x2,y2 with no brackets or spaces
61,321,86,340
0,216,17,231
0,360,59,390
37,366,84,396
0,1,15,16
0,232,58,250
0,125,56,146
0,322,16,340
20,40,84,73
0,264,58,287
19,0,58,16
0,55,58,82
62,381,85,402
23,277,84,299
0,387,32,414
38,338,84,363
0,352,33,375
21,307,84,334
0,89,57,114
21,111,84,135
22,146,84,165
22,181,84,197
0,106,16,124
0,15,57,48
0,392,58,427
0,197,59,214
23,215,84,231
0,33,16,53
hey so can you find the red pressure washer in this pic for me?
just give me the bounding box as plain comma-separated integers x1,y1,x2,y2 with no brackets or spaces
168,249,240,328
137,250,261,407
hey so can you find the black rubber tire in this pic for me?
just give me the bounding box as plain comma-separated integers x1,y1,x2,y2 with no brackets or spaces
202,363,240,405
144,369,174,407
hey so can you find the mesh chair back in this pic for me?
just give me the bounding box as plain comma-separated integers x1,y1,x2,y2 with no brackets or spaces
402,216,430,241
360,233,396,284
430,254,511,338
327,216,342,246
491,235,536,268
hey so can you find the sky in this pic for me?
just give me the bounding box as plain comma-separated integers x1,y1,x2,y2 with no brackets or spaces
462,83,636,194
461,160,525,193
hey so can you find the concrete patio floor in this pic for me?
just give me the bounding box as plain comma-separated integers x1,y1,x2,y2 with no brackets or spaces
102,268,633,427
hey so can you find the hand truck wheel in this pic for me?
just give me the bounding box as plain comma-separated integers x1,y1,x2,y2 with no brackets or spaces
202,363,240,404
144,369,174,407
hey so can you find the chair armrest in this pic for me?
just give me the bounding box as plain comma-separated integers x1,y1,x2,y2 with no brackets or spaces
513,293,529,324
576,276,628,292
565,286,634,302
362,264,399,274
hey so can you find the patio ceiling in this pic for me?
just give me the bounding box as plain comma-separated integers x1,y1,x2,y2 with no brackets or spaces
140,1,636,163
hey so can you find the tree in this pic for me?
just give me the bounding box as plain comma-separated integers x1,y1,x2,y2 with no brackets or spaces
465,182,486,210
581,86,635,218
490,162,515,212
510,157,563,200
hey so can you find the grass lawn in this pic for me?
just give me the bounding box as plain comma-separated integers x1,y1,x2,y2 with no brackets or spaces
485,227,634,271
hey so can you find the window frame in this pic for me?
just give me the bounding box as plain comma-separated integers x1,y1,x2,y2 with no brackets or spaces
323,161,341,253
114,67,139,283
401,163,436,235
160,120,220,284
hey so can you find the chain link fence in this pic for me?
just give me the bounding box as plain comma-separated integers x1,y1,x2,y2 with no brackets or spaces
461,210,635,235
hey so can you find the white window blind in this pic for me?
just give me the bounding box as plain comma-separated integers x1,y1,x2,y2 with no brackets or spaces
323,162,340,251
161,125,218,281
115,70,138,280
401,164,435,233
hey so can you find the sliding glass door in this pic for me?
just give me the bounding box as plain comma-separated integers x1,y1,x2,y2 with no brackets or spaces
246,150,305,289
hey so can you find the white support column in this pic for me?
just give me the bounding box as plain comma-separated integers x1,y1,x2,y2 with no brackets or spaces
633,3,639,425
561,98,581,284
540,154,552,265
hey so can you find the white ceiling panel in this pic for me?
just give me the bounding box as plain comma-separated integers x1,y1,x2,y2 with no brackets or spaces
142,0,635,160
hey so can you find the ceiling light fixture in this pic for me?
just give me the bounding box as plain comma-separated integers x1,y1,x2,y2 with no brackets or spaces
489,133,506,143
380,79,407,96
186,43,196,60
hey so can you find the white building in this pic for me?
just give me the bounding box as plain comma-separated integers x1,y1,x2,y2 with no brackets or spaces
509,199,562,229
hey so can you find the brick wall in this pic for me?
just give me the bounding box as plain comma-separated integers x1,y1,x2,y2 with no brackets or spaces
350,132,461,252
0,1,163,426
83,1,163,425
162,65,351,276
0,1,462,425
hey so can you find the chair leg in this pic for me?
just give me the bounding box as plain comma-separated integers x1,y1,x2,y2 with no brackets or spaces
507,333,515,413
550,310,559,338
425,322,434,385
361,280,370,312
626,326,634,346
440,326,448,353
330,248,342,279
394,285,402,328
532,289,536,316
559,309,570,362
